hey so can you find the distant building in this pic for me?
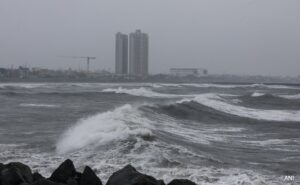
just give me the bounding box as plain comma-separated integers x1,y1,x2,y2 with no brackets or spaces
115,32,128,75
129,29,149,76
170,68,208,77
0,68,9,78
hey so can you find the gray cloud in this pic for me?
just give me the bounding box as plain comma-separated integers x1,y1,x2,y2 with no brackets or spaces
0,0,299,76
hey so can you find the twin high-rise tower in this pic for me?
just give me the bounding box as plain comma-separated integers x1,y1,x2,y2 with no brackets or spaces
115,30,149,76
115,32,128,74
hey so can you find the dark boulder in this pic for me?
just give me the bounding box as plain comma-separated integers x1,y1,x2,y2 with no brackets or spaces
31,179,63,185
0,162,34,185
0,163,4,171
5,162,33,183
74,172,82,184
167,179,197,185
0,167,26,185
32,172,45,182
67,178,78,185
0,163,4,185
49,159,77,184
79,166,102,185
157,180,166,185
106,165,162,185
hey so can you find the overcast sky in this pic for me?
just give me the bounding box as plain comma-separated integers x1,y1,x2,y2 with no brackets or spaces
0,0,299,76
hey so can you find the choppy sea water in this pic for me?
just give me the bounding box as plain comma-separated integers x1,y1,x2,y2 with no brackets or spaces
0,82,300,185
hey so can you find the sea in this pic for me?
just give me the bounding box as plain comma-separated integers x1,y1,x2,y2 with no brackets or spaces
0,82,299,185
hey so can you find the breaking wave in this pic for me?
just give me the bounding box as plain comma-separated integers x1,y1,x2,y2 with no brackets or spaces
56,104,154,154
102,87,188,98
0,83,46,89
280,93,300,100
251,92,266,97
236,92,300,110
19,103,60,108
179,94,300,122
181,83,299,89
100,87,300,122
250,92,300,100
246,92,290,102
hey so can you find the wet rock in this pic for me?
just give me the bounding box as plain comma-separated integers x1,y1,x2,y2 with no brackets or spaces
79,166,102,185
0,161,196,185
74,172,82,184
0,167,26,185
157,180,166,185
32,172,45,182
167,179,197,185
5,162,33,183
106,165,161,185
67,178,78,185
0,163,4,185
0,163,4,171
31,179,63,185
49,159,77,184
0,162,34,185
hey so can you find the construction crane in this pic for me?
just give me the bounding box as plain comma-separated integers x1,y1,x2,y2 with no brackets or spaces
59,56,96,72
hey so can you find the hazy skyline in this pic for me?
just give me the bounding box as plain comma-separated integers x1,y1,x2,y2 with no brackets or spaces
0,0,299,76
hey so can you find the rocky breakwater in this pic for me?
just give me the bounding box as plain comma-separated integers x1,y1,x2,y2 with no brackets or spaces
0,159,197,185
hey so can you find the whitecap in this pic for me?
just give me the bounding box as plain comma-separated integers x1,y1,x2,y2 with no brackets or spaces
179,93,300,122
102,87,188,98
251,92,265,97
182,83,299,89
56,104,154,154
280,93,300,100
19,103,60,108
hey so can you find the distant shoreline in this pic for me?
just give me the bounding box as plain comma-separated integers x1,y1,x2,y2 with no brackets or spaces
0,78,300,86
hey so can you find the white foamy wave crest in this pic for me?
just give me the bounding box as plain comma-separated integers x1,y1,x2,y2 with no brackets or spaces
182,83,299,89
179,94,300,122
250,92,300,100
19,103,60,108
251,92,265,97
0,83,46,89
56,104,154,154
263,84,299,89
183,83,241,88
241,139,296,147
156,83,182,87
102,87,185,98
280,93,300,100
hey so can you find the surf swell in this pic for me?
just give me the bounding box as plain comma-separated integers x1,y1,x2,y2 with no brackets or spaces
19,103,60,108
57,93,300,155
181,83,299,89
101,87,300,122
2,82,300,185
179,94,300,122
56,104,154,154
102,87,189,98
280,93,300,100
250,92,300,100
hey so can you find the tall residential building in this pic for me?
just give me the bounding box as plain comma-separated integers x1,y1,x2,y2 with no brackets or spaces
129,29,149,76
115,32,128,75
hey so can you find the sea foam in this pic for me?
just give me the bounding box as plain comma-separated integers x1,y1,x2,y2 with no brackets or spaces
56,104,153,154
251,92,266,97
280,93,300,100
102,87,187,98
19,103,60,108
179,93,300,122
181,83,299,89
